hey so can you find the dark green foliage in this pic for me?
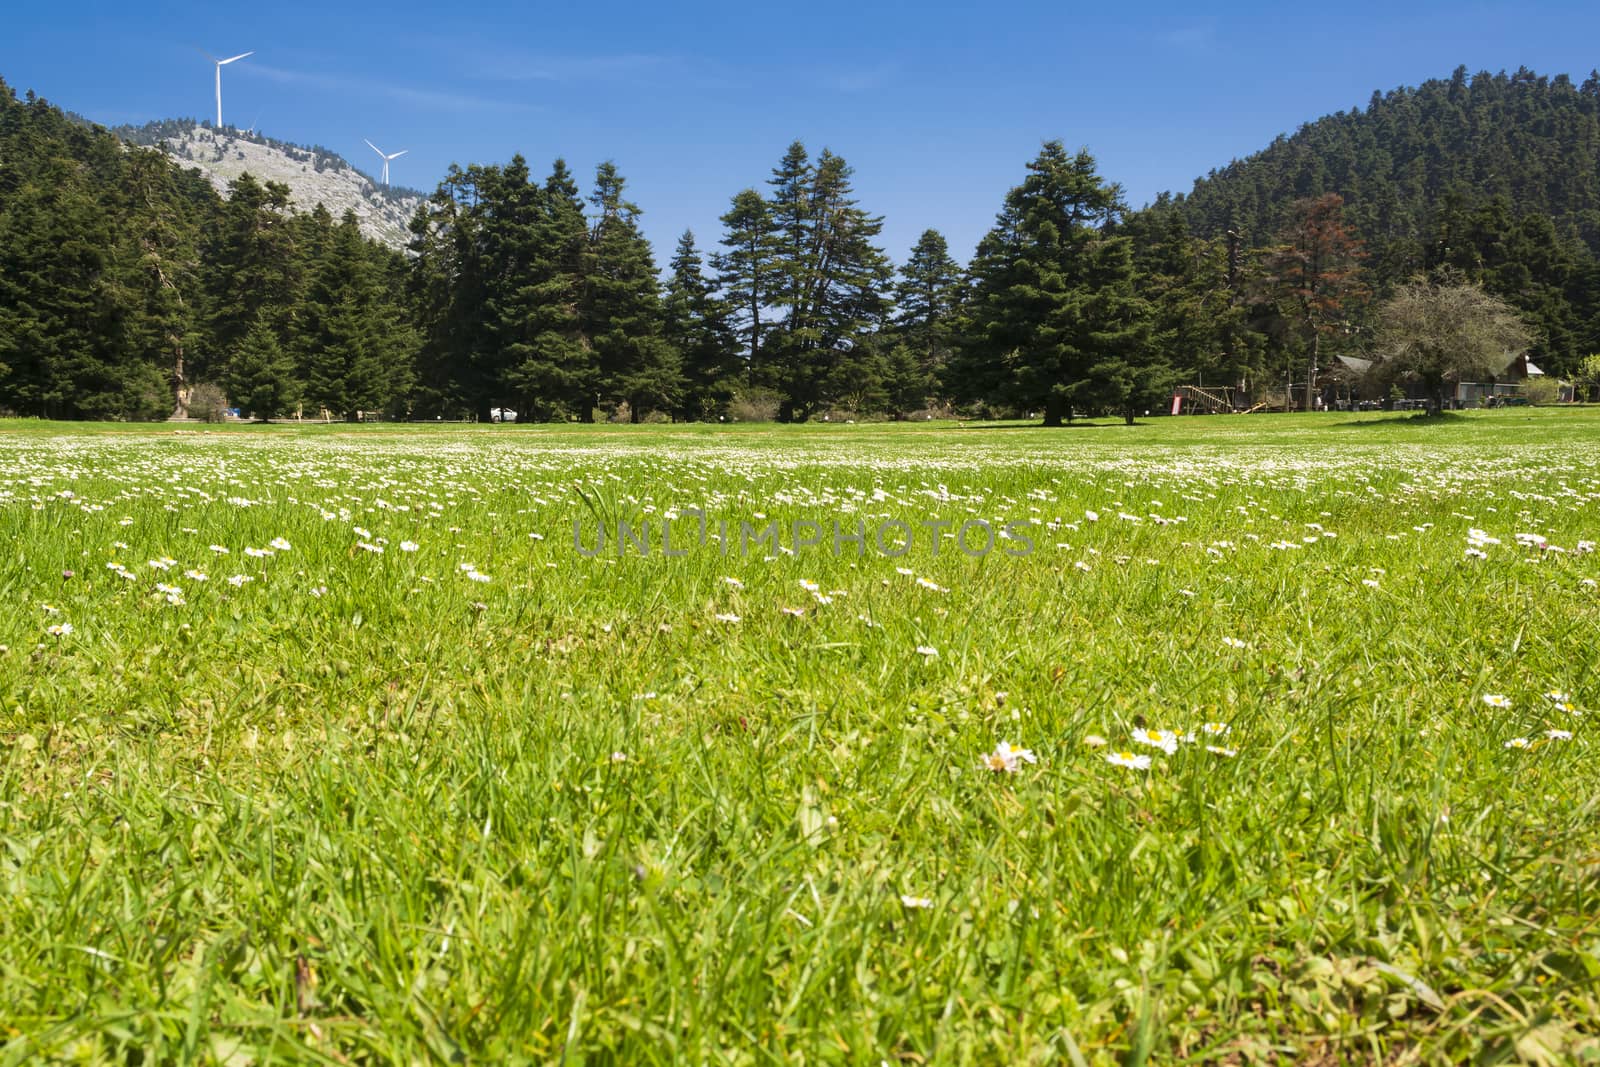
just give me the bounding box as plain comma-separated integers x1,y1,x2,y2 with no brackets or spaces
664,231,742,420
894,229,964,388
712,189,779,372
585,163,680,422
755,146,895,421
0,77,420,422
1175,66,1600,375
225,318,299,419
954,143,1153,425
17,62,1600,424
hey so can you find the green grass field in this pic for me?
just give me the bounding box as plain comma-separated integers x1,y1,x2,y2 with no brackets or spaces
2,410,1597,1064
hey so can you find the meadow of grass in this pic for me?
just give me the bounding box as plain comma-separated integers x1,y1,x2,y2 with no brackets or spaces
1,409,1597,1064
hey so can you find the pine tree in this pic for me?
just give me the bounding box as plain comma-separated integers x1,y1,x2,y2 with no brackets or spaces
585,162,679,421
202,174,301,383
956,142,1150,425
664,231,742,420
895,229,964,384
713,189,778,371
502,158,597,420
758,145,893,421
225,318,300,420
1262,194,1368,409
301,212,389,418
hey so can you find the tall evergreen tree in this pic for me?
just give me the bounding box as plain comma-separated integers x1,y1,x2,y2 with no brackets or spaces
663,230,741,420
895,229,963,384
503,158,597,420
955,142,1150,425
713,189,779,372
757,146,893,421
225,317,300,420
202,174,301,383
585,162,679,421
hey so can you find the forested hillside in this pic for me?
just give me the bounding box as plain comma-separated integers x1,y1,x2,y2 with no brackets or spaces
1181,66,1600,253
0,78,417,420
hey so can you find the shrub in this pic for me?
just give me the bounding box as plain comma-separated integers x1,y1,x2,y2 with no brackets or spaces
640,410,672,424
187,383,229,423
1522,377,1561,405
727,387,782,423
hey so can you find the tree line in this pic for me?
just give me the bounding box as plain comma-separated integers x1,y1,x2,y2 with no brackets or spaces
5,67,1600,424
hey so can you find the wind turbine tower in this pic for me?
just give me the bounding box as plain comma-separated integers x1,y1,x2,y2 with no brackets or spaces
364,139,408,189
202,49,254,128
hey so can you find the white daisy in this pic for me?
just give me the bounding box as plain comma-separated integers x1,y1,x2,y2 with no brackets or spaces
981,741,1038,773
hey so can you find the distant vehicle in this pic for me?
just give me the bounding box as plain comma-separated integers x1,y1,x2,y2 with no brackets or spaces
490,407,518,423
1484,395,1529,408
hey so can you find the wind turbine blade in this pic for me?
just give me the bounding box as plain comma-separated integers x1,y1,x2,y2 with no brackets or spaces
195,46,220,62
219,51,254,65
389,150,408,160
364,138,384,156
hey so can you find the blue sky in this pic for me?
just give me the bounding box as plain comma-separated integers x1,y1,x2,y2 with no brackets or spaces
7,2,1600,267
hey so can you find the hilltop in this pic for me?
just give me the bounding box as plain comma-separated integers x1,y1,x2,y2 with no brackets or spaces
115,120,424,250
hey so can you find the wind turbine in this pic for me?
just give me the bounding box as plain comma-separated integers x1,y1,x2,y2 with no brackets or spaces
363,139,408,188
200,49,253,129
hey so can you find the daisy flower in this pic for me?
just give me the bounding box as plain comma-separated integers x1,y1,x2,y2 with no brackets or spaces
1503,737,1530,749
1106,750,1152,770
1205,745,1238,757
269,537,292,551
981,741,1038,773
714,612,741,623
1082,734,1108,748
1132,728,1179,755
899,894,935,909
1202,722,1230,736
1483,694,1512,709
1545,729,1573,741
915,645,938,658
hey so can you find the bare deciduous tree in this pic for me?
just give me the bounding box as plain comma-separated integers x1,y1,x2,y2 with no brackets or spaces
1374,273,1534,414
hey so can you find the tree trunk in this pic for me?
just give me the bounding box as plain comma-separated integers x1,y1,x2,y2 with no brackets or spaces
1124,406,1136,426
1305,329,1319,412
170,342,188,420
1043,396,1065,427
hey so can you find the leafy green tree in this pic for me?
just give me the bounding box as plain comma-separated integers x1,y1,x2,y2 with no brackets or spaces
202,174,301,381
880,342,934,417
301,212,394,417
504,158,598,420
753,146,894,420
